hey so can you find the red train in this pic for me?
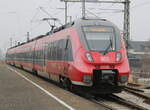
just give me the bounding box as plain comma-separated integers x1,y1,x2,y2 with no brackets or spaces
6,18,130,94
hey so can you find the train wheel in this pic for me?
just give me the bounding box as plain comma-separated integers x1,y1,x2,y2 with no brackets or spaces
62,78,73,91
32,69,38,76
20,65,24,70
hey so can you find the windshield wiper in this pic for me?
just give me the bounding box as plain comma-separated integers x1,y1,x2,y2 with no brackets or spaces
103,39,113,55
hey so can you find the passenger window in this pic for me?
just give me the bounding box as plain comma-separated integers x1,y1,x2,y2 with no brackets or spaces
57,40,61,60
54,41,58,60
51,42,54,60
64,38,73,61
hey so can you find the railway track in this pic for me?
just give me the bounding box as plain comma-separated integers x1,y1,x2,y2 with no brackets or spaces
88,85,150,110
125,86,150,105
115,90,150,110
91,94,148,110
125,87,150,99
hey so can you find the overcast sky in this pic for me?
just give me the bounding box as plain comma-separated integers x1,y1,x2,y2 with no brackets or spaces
0,0,150,53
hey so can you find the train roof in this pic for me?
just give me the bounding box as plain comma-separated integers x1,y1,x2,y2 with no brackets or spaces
8,18,115,50
74,18,115,27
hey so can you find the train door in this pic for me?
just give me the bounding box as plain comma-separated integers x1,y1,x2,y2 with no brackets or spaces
43,42,48,72
37,42,50,78
32,40,37,70
39,41,47,73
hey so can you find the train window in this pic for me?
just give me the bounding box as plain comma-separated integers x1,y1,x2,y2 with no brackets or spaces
57,40,63,60
52,42,55,60
36,51,38,59
65,39,69,50
36,51,38,60
41,49,44,60
68,39,73,61
24,52,26,61
50,42,54,60
44,38,73,61
38,51,40,59
30,51,33,60
53,41,58,60
30,51,32,59
18,53,20,60
64,39,73,61
47,43,51,60
21,53,23,60
39,50,41,59
62,39,66,60
83,26,115,52
38,50,41,59
34,51,37,63
16,53,17,59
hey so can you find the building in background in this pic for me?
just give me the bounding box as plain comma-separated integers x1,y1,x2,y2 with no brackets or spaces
128,40,150,70
128,41,150,57
128,41,150,84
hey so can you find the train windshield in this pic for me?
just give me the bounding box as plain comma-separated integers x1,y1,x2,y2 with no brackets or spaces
83,26,115,52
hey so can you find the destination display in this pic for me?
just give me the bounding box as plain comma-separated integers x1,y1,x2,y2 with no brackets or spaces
83,26,113,33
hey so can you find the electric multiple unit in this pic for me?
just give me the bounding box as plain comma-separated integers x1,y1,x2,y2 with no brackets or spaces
6,18,130,94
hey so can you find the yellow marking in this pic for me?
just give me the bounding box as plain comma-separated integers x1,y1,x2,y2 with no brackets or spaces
90,28,107,32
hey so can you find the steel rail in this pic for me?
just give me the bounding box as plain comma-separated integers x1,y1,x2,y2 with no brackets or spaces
90,94,148,110
110,94,148,110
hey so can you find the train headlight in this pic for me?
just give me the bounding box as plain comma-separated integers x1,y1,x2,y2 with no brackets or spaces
116,52,121,62
120,75,128,83
83,75,92,84
85,52,93,62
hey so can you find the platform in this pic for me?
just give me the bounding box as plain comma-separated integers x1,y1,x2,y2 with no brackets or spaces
0,62,108,110
0,63,71,110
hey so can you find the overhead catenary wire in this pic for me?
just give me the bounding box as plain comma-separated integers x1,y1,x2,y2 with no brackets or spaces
39,7,63,25
30,22,45,32
30,9,41,23
8,0,150,50
28,0,150,40
80,0,150,19
99,0,150,18
86,9,101,18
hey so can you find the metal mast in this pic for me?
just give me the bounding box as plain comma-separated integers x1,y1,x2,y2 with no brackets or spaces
65,1,68,24
27,32,30,42
124,0,130,49
10,37,12,47
82,0,86,19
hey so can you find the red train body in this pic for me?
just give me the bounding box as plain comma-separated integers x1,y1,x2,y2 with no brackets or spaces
6,18,130,94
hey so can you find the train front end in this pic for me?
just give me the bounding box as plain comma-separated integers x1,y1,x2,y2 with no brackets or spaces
71,19,130,94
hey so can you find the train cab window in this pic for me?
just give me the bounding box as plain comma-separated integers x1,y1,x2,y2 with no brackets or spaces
83,26,116,52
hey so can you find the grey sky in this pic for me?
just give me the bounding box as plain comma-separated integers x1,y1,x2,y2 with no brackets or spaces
0,0,150,53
